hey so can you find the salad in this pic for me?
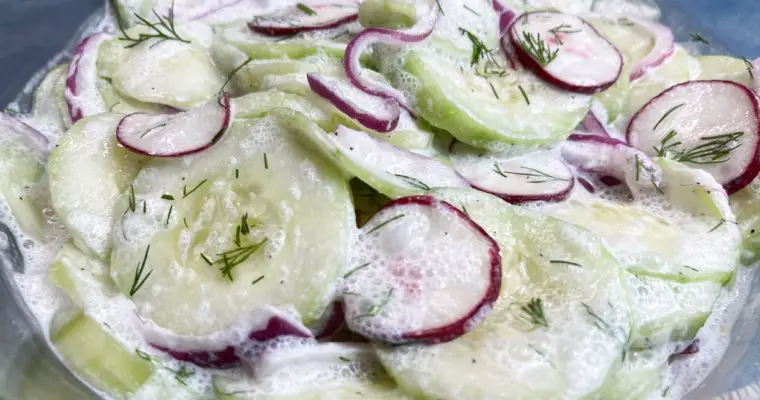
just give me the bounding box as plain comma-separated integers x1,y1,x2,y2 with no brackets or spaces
2,0,760,399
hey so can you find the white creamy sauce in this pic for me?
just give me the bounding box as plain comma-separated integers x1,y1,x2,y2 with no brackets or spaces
2,0,757,399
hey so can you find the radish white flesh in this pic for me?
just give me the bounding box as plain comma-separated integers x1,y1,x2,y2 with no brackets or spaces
343,7,439,114
140,306,312,368
116,94,232,157
627,80,760,194
342,195,501,344
509,12,623,94
307,73,400,132
562,134,663,196
449,141,574,204
65,33,111,124
248,2,360,36
626,17,675,81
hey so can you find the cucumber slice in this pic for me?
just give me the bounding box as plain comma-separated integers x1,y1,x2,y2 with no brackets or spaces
49,113,148,259
232,91,332,127
110,116,353,336
32,64,69,137
98,76,169,114
405,51,591,149
48,242,115,307
273,109,468,198
730,178,760,265
233,58,343,94
697,55,755,87
99,22,223,109
359,0,416,29
111,0,155,28
599,349,667,400
497,0,594,14
588,16,657,68
624,272,720,349
623,45,699,120
544,159,740,283
0,116,49,240
379,188,630,399
213,343,408,399
50,309,155,397
216,25,347,61
594,65,630,123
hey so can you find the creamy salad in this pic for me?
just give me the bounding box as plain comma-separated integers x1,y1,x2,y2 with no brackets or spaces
3,0,760,399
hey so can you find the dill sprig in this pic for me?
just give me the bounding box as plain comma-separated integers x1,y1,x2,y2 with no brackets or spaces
690,32,709,45
493,163,570,183
165,204,174,226
252,275,265,285
128,184,137,212
367,214,406,234
161,194,174,201
435,0,444,15
549,259,582,268
517,298,549,328
354,288,394,320
296,3,317,16
655,130,745,165
463,4,479,15
391,173,431,191
514,31,559,66
264,153,269,169
518,85,530,105
581,302,614,336
119,2,190,49
652,103,685,131
743,57,755,79
135,349,195,385
487,80,499,99
129,246,153,297
183,179,208,198
344,262,371,279
547,23,580,45
219,57,253,94
458,27,506,77
215,238,268,281
708,218,736,233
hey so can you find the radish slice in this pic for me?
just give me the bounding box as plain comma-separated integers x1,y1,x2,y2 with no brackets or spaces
307,73,400,132
627,17,675,81
65,33,111,124
248,2,360,36
509,12,623,94
491,0,519,68
343,5,439,114
627,80,760,194
116,94,232,157
577,110,611,137
342,195,501,344
449,141,574,204
562,134,663,195
140,306,312,368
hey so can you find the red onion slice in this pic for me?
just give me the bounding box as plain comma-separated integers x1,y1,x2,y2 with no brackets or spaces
0,113,50,154
116,94,232,157
248,1,360,36
343,5,439,115
307,73,400,132
627,17,675,81
65,33,111,124
576,110,611,137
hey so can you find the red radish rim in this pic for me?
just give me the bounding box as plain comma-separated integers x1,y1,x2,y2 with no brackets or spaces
568,132,627,146
247,3,360,36
625,79,760,194
313,302,346,339
307,73,400,132
65,33,110,124
343,8,439,116
508,12,623,94
116,94,232,158
491,0,520,68
577,177,596,192
346,195,502,344
627,17,675,81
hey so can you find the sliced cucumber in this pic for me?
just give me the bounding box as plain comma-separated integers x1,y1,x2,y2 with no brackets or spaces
214,343,408,399
216,25,347,61
97,76,169,114
110,0,155,28
109,116,353,336
378,188,630,399
50,309,155,397
405,51,590,149
48,241,115,307
624,272,720,349
359,0,416,29
588,16,657,67
233,57,343,94
599,349,667,400
32,63,69,137
595,65,630,123
0,117,49,240
98,22,223,109
49,113,148,259
697,55,755,87
273,108,468,198
730,178,760,265
544,159,740,283
232,91,331,125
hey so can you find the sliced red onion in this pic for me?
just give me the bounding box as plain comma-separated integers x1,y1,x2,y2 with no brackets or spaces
577,177,596,192
307,73,400,132
627,17,675,81
312,302,345,339
248,1,360,36
116,94,232,157
343,6,439,115
509,12,623,94
494,4,520,69
342,195,501,344
627,80,760,194
139,306,312,368
449,141,574,204
65,33,112,124
0,113,50,154
577,110,611,137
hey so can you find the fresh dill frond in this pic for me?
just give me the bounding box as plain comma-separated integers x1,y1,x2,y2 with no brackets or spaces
182,179,208,198
119,1,190,49
367,214,406,234
652,103,685,131
353,288,394,320
689,32,709,45
344,262,371,279
391,173,431,190
517,298,549,328
493,163,570,183
215,238,268,281
514,31,559,66
129,246,153,297
296,3,317,16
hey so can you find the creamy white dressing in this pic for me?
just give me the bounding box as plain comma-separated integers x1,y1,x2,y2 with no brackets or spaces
2,0,757,399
